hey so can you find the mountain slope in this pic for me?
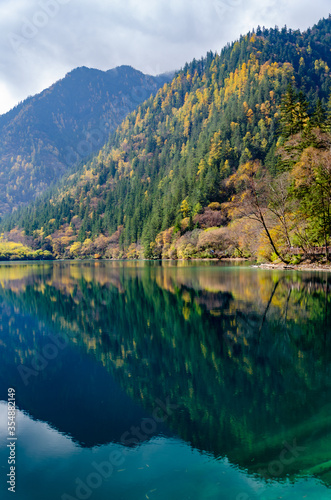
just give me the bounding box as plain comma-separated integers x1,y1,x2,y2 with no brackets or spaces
0,66,171,215
2,16,331,258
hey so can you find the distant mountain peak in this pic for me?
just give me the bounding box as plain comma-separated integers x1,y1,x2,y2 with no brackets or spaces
0,66,172,216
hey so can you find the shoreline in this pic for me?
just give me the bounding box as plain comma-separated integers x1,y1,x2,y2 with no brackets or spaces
255,262,331,273
1,257,331,272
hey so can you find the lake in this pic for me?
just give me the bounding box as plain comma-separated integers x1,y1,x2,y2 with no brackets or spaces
0,261,331,500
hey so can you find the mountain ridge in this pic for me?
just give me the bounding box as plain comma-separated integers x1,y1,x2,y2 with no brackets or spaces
1,16,331,262
0,65,172,215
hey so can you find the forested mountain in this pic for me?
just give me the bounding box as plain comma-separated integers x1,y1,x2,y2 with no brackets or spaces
1,16,331,261
0,66,171,215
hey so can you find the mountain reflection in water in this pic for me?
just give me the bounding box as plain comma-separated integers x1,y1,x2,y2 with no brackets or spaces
0,261,330,499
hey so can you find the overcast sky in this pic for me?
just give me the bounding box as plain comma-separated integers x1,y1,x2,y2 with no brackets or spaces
0,0,329,115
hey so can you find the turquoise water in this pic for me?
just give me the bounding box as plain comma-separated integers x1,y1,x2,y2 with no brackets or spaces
0,261,330,499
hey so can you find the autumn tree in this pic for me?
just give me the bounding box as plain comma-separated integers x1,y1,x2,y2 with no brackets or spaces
268,172,297,249
224,161,290,262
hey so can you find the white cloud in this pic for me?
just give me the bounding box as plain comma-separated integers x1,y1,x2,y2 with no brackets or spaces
0,0,329,114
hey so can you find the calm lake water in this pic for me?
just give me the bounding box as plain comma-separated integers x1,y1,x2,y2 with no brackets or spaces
0,261,331,500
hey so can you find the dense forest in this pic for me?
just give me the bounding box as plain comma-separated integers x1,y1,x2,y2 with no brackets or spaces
1,16,331,262
0,66,170,215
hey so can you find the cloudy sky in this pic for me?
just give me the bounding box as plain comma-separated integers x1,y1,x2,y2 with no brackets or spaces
0,0,329,114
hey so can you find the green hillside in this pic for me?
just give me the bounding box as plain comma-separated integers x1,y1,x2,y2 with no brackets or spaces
1,16,331,261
